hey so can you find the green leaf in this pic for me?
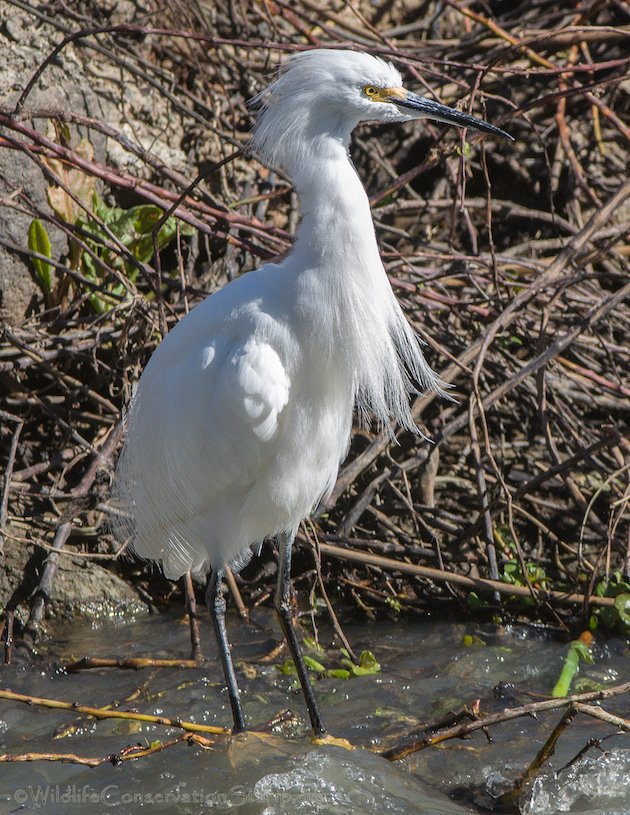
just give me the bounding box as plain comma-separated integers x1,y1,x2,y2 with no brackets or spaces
551,635,594,698
345,665,378,677
597,572,630,597
303,636,325,654
134,204,165,234
27,218,53,292
357,650,380,672
501,561,520,585
462,634,486,647
56,189,196,313
466,591,492,611
340,650,381,677
88,292,110,314
276,660,297,676
597,606,618,630
81,251,97,281
501,560,546,588
326,669,351,680
614,593,630,626
302,655,326,673
385,596,402,613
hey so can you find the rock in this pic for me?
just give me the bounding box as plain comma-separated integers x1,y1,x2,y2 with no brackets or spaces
0,4,192,326
0,528,150,630
0,9,106,326
46,554,150,622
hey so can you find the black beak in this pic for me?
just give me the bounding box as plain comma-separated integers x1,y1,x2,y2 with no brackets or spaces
394,91,514,141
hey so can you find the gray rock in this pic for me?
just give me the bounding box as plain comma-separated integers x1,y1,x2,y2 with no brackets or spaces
0,8,107,326
0,527,150,628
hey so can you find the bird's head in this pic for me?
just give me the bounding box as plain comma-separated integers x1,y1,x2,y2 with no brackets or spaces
251,49,512,172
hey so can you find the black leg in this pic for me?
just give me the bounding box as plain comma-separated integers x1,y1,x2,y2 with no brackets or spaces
274,532,326,736
206,569,246,733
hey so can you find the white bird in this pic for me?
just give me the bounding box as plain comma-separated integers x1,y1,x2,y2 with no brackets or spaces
113,49,512,736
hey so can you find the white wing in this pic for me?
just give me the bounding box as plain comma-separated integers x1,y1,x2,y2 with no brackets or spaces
221,338,290,444
113,290,292,577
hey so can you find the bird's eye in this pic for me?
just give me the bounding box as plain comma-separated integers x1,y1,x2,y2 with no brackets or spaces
364,85,379,99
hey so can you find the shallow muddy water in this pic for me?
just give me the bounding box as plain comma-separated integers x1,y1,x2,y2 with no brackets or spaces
1,609,628,814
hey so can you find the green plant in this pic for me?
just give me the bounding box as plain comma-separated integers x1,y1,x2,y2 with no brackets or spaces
277,646,381,681
28,128,191,313
76,194,190,313
590,572,630,632
551,632,594,698
501,560,547,587
27,218,53,306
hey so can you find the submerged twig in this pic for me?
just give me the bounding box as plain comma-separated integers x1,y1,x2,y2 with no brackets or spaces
380,680,630,760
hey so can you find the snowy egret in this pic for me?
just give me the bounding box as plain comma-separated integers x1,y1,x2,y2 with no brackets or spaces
113,49,512,736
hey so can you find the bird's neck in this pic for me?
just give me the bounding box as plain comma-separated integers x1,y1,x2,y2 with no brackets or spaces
281,137,438,432
290,139,381,273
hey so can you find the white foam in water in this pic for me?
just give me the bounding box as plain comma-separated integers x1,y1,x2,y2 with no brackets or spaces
521,748,630,815
254,747,469,815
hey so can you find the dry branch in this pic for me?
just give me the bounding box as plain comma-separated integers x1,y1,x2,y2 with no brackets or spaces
381,680,630,760
1,0,628,635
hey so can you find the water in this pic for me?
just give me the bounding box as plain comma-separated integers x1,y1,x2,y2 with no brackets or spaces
522,748,630,815
0,610,628,813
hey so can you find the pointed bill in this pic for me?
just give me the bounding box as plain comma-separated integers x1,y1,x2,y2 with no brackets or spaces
386,88,514,141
